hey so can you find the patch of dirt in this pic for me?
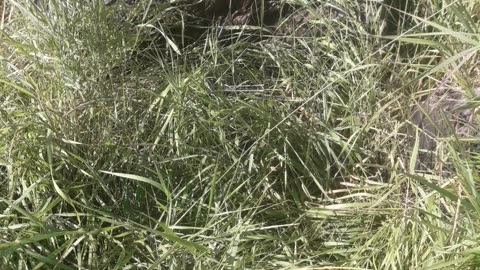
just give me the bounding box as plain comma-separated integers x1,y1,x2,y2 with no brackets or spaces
108,0,287,26
409,85,480,170
187,0,285,26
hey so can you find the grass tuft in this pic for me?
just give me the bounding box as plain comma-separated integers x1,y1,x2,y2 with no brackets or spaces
1,0,480,269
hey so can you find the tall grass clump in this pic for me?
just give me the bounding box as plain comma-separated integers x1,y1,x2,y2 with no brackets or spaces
1,0,480,269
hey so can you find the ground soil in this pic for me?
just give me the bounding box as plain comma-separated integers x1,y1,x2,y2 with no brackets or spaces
186,0,285,26
409,85,480,170
113,0,289,27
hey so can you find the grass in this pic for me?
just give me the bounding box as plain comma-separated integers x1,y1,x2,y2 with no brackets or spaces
1,0,480,269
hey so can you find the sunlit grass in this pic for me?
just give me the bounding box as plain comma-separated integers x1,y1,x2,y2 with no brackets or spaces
1,0,479,269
